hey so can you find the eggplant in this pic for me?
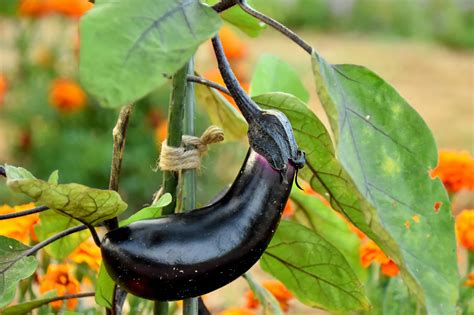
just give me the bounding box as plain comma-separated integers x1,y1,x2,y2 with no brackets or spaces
101,149,296,300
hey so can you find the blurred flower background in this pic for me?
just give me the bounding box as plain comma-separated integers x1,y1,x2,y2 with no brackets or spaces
0,0,473,314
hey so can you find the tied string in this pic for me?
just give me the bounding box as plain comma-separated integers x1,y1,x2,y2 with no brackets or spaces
158,125,224,171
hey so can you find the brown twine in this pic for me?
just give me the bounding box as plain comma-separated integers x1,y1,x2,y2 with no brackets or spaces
158,125,224,171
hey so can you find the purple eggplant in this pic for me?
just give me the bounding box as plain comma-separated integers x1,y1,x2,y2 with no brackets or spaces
100,149,296,300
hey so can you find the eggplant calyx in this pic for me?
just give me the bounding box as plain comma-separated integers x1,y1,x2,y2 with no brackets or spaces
248,109,305,178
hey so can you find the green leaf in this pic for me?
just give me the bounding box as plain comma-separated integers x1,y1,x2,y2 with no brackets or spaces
2,291,57,315
312,53,458,314
120,193,172,226
95,264,114,308
290,187,365,281
254,92,369,236
261,221,369,312
244,273,284,315
34,211,89,259
79,0,222,108
0,236,38,309
6,166,128,225
250,55,309,102
204,0,265,37
95,193,172,308
47,170,59,185
382,276,418,315
195,79,247,142
0,0,19,16
4,165,36,180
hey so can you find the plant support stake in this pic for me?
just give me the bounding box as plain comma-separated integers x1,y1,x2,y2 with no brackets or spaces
183,59,198,315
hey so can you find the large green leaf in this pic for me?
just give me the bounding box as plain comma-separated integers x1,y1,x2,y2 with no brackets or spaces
254,93,372,238
2,291,57,315
0,237,38,309
79,0,222,108
5,166,128,226
250,55,309,102
290,188,365,280
243,273,284,315
195,80,247,142
312,53,458,314
261,220,369,312
34,211,89,260
204,0,265,37
95,194,170,308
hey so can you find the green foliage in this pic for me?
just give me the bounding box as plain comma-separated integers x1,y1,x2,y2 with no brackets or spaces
34,211,89,259
250,55,309,103
6,166,128,225
261,220,369,312
195,80,247,142
79,0,222,108
312,53,458,314
205,0,266,37
1,291,57,315
244,273,284,315
0,237,38,309
290,187,365,280
382,277,418,315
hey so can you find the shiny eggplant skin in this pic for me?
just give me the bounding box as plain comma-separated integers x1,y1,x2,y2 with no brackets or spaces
101,149,295,301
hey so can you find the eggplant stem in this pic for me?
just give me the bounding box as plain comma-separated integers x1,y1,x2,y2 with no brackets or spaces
211,35,261,123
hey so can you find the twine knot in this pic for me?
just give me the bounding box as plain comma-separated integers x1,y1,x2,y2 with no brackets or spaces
158,125,224,171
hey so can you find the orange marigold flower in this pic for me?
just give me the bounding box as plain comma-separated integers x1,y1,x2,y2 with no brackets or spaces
39,264,80,310
282,200,295,218
0,203,39,243
456,209,474,251
360,240,399,277
68,239,102,271
246,280,293,312
0,75,7,106
155,122,168,148
431,149,474,193
465,273,474,286
19,0,93,18
219,308,255,315
49,78,86,113
218,26,248,60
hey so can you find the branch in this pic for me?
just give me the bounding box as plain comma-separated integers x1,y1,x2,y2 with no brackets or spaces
186,75,230,96
0,205,49,220
1,225,87,274
45,292,95,302
212,0,239,13
238,0,313,54
104,104,134,231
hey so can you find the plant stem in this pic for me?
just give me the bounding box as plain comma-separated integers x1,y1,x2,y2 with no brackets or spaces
183,60,198,315
212,0,239,12
0,225,87,274
161,64,188,216
186,75,231,96
0,205,49,220
45,292,95,303
238,0,313,54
